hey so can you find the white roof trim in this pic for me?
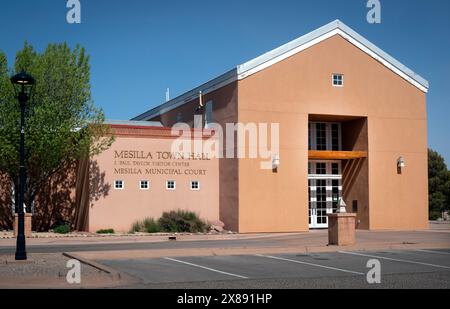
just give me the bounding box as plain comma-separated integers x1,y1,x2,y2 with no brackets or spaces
237,20,429,92
133,20,429,121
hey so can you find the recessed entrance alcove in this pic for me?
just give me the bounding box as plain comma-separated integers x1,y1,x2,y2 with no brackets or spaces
308,115,369,229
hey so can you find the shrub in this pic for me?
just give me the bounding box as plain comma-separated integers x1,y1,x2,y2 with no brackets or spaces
429,210,442,221
96,229,115,234
130,218,160,233
158,210,209,233
130,220,143,233
53,224,70,234
143,218,160,233
130,211,209,234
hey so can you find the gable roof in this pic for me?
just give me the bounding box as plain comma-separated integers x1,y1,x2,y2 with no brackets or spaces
133,19,429,121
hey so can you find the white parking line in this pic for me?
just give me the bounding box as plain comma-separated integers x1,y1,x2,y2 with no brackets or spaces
339,251,450,269
163,257,249,279
255,254,364,275
415,249,450,256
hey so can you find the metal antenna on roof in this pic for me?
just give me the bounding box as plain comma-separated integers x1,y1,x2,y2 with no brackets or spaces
166,88,170,102
199,90,203,107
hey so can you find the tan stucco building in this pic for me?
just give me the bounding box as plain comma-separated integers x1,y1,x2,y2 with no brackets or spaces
129,20,429,233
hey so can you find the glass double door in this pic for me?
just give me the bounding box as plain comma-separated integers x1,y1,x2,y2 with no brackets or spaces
308,161,342,229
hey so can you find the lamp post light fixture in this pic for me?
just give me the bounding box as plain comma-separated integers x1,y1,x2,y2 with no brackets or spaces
10,71,35,261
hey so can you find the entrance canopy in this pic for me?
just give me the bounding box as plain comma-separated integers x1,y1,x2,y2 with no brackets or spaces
308,150,367,160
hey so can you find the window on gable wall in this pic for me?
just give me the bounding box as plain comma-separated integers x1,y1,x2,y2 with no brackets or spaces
332,74,344,87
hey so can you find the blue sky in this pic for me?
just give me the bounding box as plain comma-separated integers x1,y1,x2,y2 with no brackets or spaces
1,0,449,163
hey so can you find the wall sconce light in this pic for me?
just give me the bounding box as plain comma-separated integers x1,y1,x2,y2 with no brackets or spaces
272,154,280,170
397,156,406,169
397,156,406,175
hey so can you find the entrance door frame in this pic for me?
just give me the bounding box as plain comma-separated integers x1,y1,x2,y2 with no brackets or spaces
308,160,342,229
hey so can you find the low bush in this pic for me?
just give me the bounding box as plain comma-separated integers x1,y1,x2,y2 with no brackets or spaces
158,210,209,233
130,211,209,233
53,224,70,234
130,218,160,233
130,220,143,233
143,218,160,233
429,210,442,221
96,229,115,234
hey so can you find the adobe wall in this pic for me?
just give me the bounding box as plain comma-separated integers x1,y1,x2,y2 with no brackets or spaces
237,34,428,232
86,125,220,233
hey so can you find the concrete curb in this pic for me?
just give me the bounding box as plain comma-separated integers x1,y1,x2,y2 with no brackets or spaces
62,252,142,287
62,252,122,278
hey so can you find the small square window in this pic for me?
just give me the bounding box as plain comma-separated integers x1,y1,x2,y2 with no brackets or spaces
332,74,344,87
191,181,200,191
166,180,176,190
140,180,149,190
114,180,124,190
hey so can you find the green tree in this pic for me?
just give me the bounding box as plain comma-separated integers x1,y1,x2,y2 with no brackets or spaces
428,149,450,219
0,42,113,224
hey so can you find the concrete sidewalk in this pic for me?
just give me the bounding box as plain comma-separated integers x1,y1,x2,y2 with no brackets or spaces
2,221,447,244
0,232,300,247
429,221,450,230
0,253,137,288
1,221,448,247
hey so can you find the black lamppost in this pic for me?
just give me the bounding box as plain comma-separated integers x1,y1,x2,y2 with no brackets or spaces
10,71,35,261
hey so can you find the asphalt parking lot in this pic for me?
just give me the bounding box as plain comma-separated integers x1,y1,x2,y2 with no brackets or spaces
98,248,450,289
